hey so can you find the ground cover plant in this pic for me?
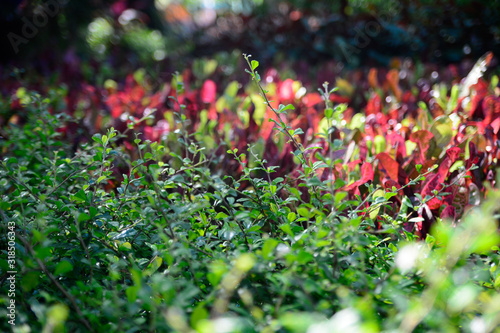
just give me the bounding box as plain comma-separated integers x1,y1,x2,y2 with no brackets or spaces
1,53,500,332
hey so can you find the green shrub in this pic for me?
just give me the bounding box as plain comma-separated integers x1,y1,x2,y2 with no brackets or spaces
1,82,499,333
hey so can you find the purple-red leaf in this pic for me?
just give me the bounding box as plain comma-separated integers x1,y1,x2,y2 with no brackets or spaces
201,80,217,103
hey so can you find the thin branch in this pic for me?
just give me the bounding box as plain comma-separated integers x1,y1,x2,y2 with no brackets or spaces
47,162,96,196
243,54,310,167
73,216,94,284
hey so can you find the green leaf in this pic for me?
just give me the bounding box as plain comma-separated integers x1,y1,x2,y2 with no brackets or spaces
46,304,69,327
71,189,87,203
35,246,52,260
235,253,255,272
278,104,295,113
6,157,18,166
21,271,40,291
280,224,294,237
293,128,304,136
385,192,398,200
191,305,209,328
215,212,229,219
280,313,326,332
349,113,365,129
416,164,422,174
262,238,278,259
251,60,259,70
447,85,459,112
224,81,240,98
54,260,73,276
92,134,102,144
89,206,98,218
418,101,428,112
119,242,132,251
494,275,500,289
335,191,347,202
388,243,398,253
491,75,499,90
297,207,309,218
369,189,385,220
297,251,314,264
208,261,227,286
325,108,333,118
374,135,386,154
144,257,163,277
77,213,91,223
430,116,453,149
126,286,139,303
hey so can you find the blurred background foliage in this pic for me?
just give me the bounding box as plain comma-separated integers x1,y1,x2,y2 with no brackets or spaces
1,0,499,71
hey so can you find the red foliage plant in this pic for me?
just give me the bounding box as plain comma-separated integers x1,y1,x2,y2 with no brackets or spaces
4,53,499,238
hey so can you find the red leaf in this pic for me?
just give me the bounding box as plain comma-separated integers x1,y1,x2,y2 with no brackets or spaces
387,132,406,157
347,159,362,173
124,141,134,151
452,185,469,216
306,108,321,133
436,147,462,183
303,92,323,107
264,68,279,83
207,105,217,121
376,153,399,181
440,205,456,222
469,79,489,118
368,68,379,89
143,126,157,141
130,85,145,103
386,69,402,101
466,141,479,168
446,146,461,163
491,118,500,135
366,93,381,115
417,203,435,238
421,173,443,210
345,162,374,191
201,80,217,103
359,162,374,183
402,90,416,104
279,79,295,101
481,95,499,124
111,0,127,16
329,94,351,104
111,106,123,119
258,109,276,141
410,130,434,163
